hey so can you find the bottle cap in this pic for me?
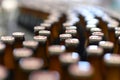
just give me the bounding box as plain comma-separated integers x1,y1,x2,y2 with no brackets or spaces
59,52,80,64
13,48,33,59
65,26,77,30
0,65,8,80
48,45,66,55
92,32,104,37
12,32,25,38
1,36,15,44
59,34,72,40
90,28,102,33
99,41,114,49
86,45,103,56
34,36,47,43
89,35,102,43
23,40,39,49
29,71,60,80
19,57,44,71
65,38,79,47
65,29,77,36
104,53,120,66
39,30,51,37
34,26,45,32
68,61,94,78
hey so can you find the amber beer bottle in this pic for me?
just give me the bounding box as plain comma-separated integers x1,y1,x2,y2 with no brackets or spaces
17,57,44,80
13,48,33,80
104,53,120,80
0,36,15,80
48,45,66,78
86,45,104,80
34,26,45,36
12,32,25,48
0,42,6,65
29,71,60,80
59,52,80,80
33,35,48,69
0,65,9,80
68,61,94,80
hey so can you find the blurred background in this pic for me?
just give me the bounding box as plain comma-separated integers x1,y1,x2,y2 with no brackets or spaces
0,0,120,39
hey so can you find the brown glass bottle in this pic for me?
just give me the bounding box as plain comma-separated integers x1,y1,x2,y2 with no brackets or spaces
12,32,25,48
0,36,15,80
29,71,60,80
86,45,104,80
59,52,80,80
104,53,120,80
33,35,48,69
68,61,94,80
48,45,66,78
